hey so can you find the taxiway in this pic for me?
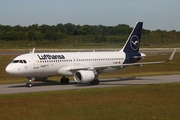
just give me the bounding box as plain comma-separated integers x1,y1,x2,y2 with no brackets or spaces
0,75,180,94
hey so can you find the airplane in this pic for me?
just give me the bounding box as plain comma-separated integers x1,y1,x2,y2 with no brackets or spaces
5,22,176,87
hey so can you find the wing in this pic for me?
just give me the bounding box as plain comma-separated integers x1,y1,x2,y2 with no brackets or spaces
70,49,176,72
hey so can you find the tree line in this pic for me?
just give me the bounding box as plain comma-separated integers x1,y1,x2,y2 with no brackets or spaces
0,23,179,45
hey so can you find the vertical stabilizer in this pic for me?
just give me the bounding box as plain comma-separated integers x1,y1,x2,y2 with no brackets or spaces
121,22,143,53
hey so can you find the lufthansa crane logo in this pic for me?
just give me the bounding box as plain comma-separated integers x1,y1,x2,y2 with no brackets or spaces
130,35,139,50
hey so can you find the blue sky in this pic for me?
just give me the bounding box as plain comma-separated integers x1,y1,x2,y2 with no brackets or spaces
0,0,180,31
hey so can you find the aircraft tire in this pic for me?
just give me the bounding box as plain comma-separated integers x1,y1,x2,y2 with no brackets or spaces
90,79,99,85
26,83,32,87
60,78,69,84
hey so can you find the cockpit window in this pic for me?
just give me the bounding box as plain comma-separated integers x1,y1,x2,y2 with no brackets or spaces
12,60,27,64
23,60,27,63
19,60,23,63
12,60,19,63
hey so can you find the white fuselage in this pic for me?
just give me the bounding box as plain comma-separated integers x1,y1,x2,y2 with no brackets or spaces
6,51,126,77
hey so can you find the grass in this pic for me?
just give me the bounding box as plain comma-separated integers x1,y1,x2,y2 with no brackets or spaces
0,83,180,120
0,49,180,119
1,40,180,49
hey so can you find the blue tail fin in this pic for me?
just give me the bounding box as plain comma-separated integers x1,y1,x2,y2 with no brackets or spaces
121,22,143,53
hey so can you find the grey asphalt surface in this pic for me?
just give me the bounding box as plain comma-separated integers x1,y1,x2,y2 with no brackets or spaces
0,75,180,94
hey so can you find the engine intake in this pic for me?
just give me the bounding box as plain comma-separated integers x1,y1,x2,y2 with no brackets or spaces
74,70,95,83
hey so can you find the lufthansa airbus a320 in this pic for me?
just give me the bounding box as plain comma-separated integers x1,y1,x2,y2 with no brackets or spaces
5,22,176,87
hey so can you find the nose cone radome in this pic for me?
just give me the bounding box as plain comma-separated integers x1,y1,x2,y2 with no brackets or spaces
5,64,15,75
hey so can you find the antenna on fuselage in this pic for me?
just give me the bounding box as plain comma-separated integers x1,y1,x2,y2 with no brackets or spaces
30,48,35,54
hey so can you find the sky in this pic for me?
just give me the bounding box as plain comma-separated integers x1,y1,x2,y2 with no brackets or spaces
0,0,180,31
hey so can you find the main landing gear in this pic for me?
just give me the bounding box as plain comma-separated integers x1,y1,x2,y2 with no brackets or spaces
90,79,99,85
26,77,36,87
90,72,99,85
60,76,70,84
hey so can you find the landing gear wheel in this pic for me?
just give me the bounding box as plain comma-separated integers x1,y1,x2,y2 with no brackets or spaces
26,82,32,87
29,83,32,87
26,77,36,87
60,77,69,84
90,79,99,85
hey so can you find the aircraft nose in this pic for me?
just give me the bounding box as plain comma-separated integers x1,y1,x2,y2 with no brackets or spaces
5,64,14,75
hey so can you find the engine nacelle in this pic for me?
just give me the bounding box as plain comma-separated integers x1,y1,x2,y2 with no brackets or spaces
74,70,95,83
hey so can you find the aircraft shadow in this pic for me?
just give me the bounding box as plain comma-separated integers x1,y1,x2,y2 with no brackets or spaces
100,77,136,82
75,77,157,87
9,77,156,88
74,77,151,87
8,79,78,88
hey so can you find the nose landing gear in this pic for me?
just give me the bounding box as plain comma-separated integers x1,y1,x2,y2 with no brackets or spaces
26,82,32,87
26,77,36,87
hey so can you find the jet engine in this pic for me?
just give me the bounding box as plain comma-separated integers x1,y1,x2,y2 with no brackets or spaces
74,70,95,83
